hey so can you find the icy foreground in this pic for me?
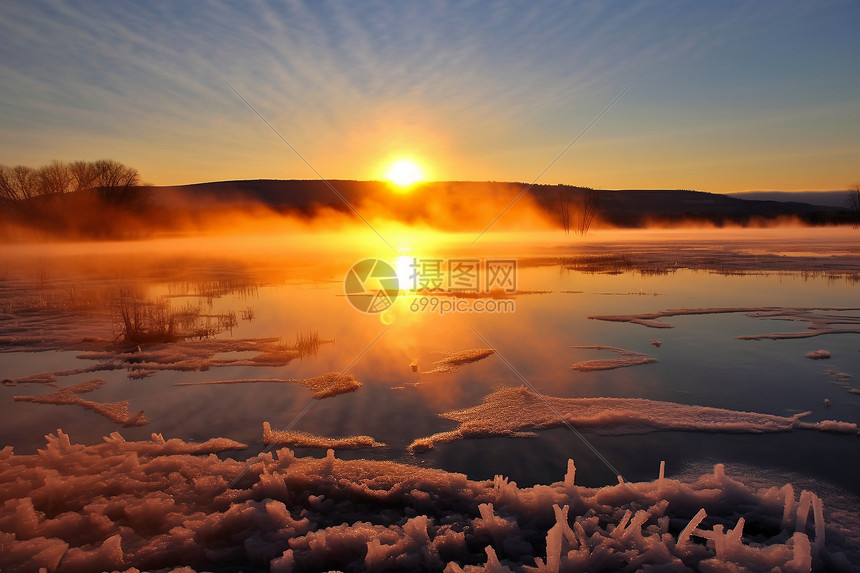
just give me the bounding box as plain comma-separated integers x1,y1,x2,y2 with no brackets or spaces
1,432,858,572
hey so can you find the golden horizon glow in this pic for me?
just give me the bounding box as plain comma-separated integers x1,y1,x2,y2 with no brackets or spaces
384,159,425,189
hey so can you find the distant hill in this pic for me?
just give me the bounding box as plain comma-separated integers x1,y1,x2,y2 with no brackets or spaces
2,179,854,241
151,180,384,212
151,180,850,228
586,188,846,227
727,191,851,208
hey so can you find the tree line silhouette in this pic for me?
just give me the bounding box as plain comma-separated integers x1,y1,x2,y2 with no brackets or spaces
0,159,140,204
0,159,151,239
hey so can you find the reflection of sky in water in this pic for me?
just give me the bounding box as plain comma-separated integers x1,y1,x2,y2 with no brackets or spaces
2,249,859,495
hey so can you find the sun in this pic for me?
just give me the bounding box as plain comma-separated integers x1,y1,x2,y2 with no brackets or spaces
384,159,424,189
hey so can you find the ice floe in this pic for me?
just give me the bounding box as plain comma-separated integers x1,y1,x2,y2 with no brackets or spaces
1,335,327,381
2,372,59,386
422,349,496,374
570,345,657,372
76,337,324,378
13,379,147,427
587,307,768,329
589,306,860,340
175,371,362,399
262,422,386,449
826,369,854,384
823,368,860,396
408,387,858,453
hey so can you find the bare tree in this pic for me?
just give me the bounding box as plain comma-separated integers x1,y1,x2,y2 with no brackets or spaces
849,184,860,228
68,160,97,193
37,160,74,195
93,159,140,204
1,159,143,206
557,185,571,234
0,166,13,202
574,188,599,236
0,165,41,200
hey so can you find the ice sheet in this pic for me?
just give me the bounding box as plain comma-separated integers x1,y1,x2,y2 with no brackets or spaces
589,306,860,340
262,422,386,449
13,379,147,427
408,387,858,452
422,349,496,374
570,345,657,371
175,371,362,399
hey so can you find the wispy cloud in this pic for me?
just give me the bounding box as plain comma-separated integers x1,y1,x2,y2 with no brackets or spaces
2,0,858,190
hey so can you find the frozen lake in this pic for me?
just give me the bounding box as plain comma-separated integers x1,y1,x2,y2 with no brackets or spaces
1,227,859,571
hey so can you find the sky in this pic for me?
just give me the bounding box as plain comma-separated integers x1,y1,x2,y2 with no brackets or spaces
1,0,859,193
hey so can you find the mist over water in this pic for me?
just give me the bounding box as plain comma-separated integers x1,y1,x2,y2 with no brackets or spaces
1,226,859,571
2,228,859,478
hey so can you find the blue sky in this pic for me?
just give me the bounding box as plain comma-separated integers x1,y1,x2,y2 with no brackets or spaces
2,1,858,192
